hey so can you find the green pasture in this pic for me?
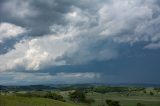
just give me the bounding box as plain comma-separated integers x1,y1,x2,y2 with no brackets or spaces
0,95,77,106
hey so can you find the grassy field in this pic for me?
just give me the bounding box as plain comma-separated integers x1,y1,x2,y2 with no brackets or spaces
59,90,160,106
0,87,160,106
1,94,160,106
86,92,160,106
0,95,78,106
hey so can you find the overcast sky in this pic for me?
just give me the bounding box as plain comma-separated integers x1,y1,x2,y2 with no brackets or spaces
0,0,160,85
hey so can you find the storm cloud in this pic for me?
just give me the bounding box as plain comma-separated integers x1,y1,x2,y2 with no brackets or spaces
0,0,160,84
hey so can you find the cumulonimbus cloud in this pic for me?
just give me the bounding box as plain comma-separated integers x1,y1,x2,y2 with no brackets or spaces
0,0,160,72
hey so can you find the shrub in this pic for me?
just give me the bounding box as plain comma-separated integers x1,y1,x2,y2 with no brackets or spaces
69,90,86,102
137,103,145,106
150,92,154,96
45,92,65,102
106,99,121,106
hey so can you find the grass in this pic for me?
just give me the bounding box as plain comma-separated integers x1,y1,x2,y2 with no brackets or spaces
59,91,160,106
85,92,160,106
0,95,78,106
0,89,160,106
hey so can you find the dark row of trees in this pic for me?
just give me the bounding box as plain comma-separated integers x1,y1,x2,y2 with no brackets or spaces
92,86,146,94
16,92,65,102
44,93,65,102
93,86,129,93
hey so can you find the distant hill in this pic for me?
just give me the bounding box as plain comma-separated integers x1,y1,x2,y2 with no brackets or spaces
0,85,56,91
0,83,160,91
0,85,5,89
105,83,160,88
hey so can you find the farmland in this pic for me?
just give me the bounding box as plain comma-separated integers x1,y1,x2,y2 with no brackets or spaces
0,85,160,106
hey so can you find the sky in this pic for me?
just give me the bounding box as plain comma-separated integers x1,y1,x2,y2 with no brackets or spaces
0,0,160,85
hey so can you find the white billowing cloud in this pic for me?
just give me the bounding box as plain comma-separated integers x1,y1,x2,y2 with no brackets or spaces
2,0,37,18
0,22,27,42
0,34,74,71
0,72,100,85
0,40,28,71
0,22,80,71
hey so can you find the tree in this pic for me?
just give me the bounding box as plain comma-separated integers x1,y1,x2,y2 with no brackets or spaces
69,90,86,102
137,103,145,106
106,100,112,106
150,92,154,96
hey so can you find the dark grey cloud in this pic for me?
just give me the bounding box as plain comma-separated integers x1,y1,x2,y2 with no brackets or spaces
0,0,103,37
0,71,100,85
0,0,160,84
